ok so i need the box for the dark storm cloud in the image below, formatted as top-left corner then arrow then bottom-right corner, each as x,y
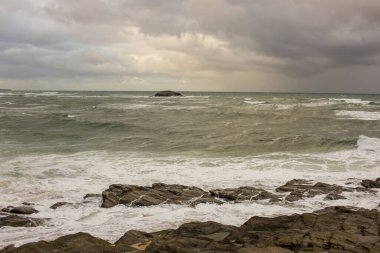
1,0 -> 380,91
115,0 -> 380,74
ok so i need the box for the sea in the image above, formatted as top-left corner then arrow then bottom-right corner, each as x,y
0,90 -> 379,247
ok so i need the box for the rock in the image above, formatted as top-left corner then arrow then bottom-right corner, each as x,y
2,206 -> 379,252
84,193 -> 102,199
324,193 -> 346,200
284,190 -> 303,202
154,90 -> 182,97
239,246 -> 293,253
115,230 -> 156,251
1,206 -> 38,214
225,206 -> 380,252
101,183 -> 222,208
0,215 -> 45,227
145,221 -> 238,253
0,232 -> 119,253
276,179 -> 353,202
361,178 -> 380,188
50,202 -> 71,209
210,186 -> 281,202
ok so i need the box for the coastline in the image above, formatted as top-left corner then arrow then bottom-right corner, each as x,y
1,178 -> 379,252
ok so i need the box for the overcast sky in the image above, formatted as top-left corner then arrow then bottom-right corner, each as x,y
1,0 -> 380,93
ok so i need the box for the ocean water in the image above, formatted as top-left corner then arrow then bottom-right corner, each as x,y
0,91 -> 379,246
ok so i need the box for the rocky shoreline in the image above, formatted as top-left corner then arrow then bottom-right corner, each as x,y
1,178 -> 379,252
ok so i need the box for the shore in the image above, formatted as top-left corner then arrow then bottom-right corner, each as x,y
1,178 -> 379,252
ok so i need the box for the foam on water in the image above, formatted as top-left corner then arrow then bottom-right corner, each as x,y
0,136 -> 379,247
244,98 -> 266,105
330,98 -> 372,105
335,110 -> 380,120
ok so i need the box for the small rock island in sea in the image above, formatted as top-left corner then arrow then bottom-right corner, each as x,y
154,90 -> 183,97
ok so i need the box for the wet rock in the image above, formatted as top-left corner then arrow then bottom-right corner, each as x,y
361,178 -> 380,188
324,193 -> 346,200
1,206 -> 38,214
239,246 -> 293,253
0,232 -> 119,253
145,221 -> 238,252
50,202 -> 72,209
2,206 -> 379,252
84,193 -> 102,199
115,230 -> 156,251
115,221 -> 237,252
0,215 -> 45,227
101,183 -> 221,208
154,90 -> 182,97
276,179 -> 353,202
210,186 -> 281,202
226,206 -> 380,252
284,190 -> 303,202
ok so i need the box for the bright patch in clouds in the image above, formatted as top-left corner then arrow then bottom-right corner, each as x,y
0,0 -> 380,92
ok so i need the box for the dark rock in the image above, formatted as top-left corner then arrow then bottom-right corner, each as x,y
101,183 -> 221,208
284,190 -> 303,202
0,232 -> 119,253
0,215 -> 45,227
1,206 -> 38,214
238,246 -> 293,253
361,178 -> 380,188
145,221 -> 238,252
115,230 -> 156,251
154,90 -> 182,97
84,193 -> 102,199
226,206 -> 380,252
276,179 -> 354,202
210,186 -> 281,202
324,193 -> 346,200
50,202 -> 71,210
2,206 -> 379,253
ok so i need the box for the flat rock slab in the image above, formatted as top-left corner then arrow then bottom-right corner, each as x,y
0,215 -> 46,227
0,232 -> 117,253
1,206 -> 38,214
210,186 -> 281,202
102,183 -> 222,208
3,206 -> 379,252
50,202 -> 72,210
226,206 -> 380,252
276,179 -> 365,202
361,178 -> 380,188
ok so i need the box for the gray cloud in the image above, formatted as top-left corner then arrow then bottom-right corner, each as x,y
0,0 -> 380,92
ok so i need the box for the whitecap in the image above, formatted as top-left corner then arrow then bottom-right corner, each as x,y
335,110 -> 380,120
329,98 -> 372,105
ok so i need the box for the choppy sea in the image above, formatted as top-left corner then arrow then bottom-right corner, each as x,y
0,90 -> 379,246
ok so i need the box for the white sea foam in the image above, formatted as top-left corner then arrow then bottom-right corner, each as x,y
330,98 -> 372,105
300,101 -> 339,107
335,110 -> 380,120
0,136 -> 379,247
244,99 -> 266,105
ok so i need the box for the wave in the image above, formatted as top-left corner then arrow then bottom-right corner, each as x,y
329,98 -> 372,105
0,135 -> 379,247
244,98 -> 266,105
335,110 -> 380,120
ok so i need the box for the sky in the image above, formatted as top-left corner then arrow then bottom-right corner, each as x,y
1,0 -> 380,93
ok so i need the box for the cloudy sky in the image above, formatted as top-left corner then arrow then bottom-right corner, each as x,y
1,0 -> 380,93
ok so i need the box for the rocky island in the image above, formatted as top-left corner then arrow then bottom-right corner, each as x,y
154,90 -> 183,97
